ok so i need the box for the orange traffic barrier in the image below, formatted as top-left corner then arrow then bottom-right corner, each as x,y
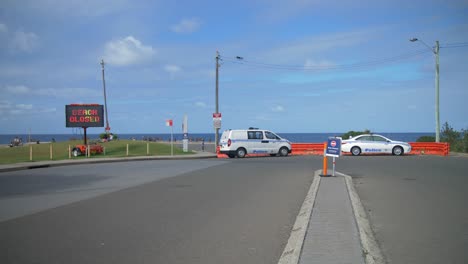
409,142 -> 449,156
216,146 -> 228,158
291,143 -> 324,155
218,142 -> 450,158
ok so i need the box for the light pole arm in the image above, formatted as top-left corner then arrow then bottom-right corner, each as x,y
419,39 -> 436,54
410,38 -> 435,54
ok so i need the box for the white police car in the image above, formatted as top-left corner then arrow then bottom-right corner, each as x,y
219,128 -> 291,158
341,134 -> 411,156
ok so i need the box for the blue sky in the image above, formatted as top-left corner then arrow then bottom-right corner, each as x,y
1,0 -> 467,134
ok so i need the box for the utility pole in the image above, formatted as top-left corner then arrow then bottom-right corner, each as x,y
215,51 -> 220,149
409,38 -> 441,142
434,41 -> 440,143
101,59 -> 110,136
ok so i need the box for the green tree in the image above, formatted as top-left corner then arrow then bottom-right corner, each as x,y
416,136 -> 435,142
99,133 -> 118,140
440,122 -> 461,152
462,129 -> 468,153
341,129 -> 371,139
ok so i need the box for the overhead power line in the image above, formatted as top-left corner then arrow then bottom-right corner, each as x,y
441,42 -> 468,49
220,43 -> 468,71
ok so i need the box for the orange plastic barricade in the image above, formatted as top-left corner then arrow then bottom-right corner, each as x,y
409,142 -> 450,156
291,142 -> 449,156
291,143 -> 324,156
216,146 -> 228,158
218,142 -> 450,158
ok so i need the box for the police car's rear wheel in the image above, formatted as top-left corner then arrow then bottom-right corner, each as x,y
279,147 -> 289,157
236,148 -> 246,158
392,146 -> 403,156
351,146 -> 361,156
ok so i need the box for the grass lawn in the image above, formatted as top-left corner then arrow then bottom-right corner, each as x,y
0,140 -> 193,165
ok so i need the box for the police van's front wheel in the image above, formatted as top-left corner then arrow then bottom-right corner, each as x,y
279,147 -> 289,157
236,148 -> 247,158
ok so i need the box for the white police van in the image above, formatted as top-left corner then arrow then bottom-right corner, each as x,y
219,128 -> 292,158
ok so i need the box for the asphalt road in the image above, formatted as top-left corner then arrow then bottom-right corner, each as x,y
0,156 -> 317,264
337,155 -> 468,264
1,155 -> 466,264
0,159 -> 226,222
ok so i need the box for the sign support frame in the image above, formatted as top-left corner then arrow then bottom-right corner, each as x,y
321,137 -> 342,177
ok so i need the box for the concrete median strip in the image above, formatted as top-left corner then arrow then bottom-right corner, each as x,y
338,171 -> 386,264
277,170 -> 321,264
278,170 -> 385,264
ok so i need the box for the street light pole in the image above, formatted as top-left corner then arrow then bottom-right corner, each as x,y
215,51 -> 220,149
410,38 -> 440,142
101,59 -> 110,136
434,41 -> 440,143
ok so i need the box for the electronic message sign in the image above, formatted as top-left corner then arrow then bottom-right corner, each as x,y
65,104 -> 104,127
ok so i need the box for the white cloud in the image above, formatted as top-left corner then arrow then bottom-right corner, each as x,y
164,64 -> 181,73
271,105 -> 285,112
304,59 -> 336,69
16,104 -> 33,110
171,18 -> 202,33
0,101 -> 12,110
10,30 -> 39,52
0,24 -> 39,53
2,0 -> 133,17
0,101 -> 31,115
1,85 -> 101,98
0,23 -> 8,33
35,88 -> 101,98
257,0 -> 402,23
5,85 -> 31,94
264,30 -> 376,63
252,115 -> 272,121
164,64 -> 181,79
0,66 -> 36,77
0,100 -> 56,117
38,107 -> 57,113
104,36 -> 156,66
258,0 -> 320,22
199,69 -> 216,78
195,102 -> 207,108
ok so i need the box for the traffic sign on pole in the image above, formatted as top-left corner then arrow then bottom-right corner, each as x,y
326,137 -> 342,157
213,113 -> 222,129
325,137 -> 342,177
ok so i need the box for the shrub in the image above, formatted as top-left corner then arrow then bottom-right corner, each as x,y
99,133 -> 118,140
341,129 -> 371,139
462,129 -> 468,153
416,136 -> 435,142
440,122 -> 462,152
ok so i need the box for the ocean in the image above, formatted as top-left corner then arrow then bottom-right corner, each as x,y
0,132 -> 435,145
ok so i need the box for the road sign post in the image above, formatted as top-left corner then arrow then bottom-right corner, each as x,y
213,113 -> 222,151
323,137 -> 342,177
182,115 -> 188,152
166,119 -> 173,156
